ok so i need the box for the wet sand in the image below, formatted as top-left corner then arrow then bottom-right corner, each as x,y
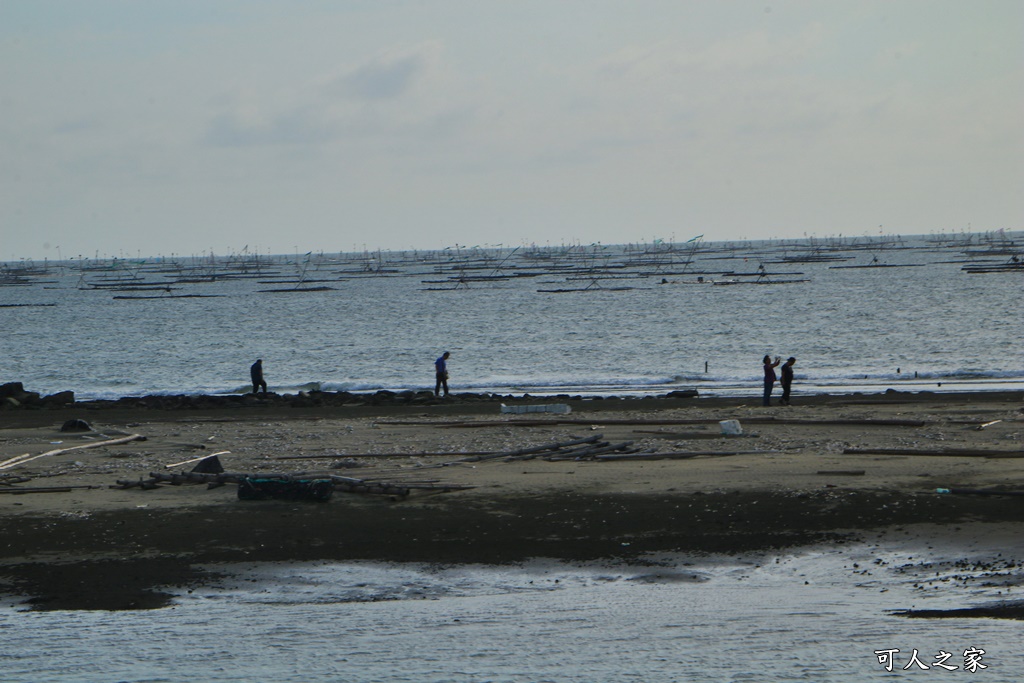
1,390 -> 1022,610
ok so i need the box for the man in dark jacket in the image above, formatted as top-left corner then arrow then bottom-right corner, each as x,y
779,357 -> 796,405
434,351 -> 451,397
251,359 -> 268,394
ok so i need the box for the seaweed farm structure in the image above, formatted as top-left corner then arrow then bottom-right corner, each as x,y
1,230 -> 1021,301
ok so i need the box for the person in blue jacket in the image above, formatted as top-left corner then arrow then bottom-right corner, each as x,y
434,351 -> 451,397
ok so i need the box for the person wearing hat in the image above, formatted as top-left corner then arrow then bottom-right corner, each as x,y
434,351 -> 451,397
779,357 -> 796,405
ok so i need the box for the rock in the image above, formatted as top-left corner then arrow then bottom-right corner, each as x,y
43,391 -> 75,406
0,382 -> 25,398
0,386 -> 42,405
61,419 -> 93,432
665,390 -> 700,399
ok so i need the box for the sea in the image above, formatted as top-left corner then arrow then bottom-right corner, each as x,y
0,529 -> 1021,682
1,232 -> 1022,400
1,232 -> 1023,682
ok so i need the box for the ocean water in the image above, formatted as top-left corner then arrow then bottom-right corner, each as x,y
1,530 -> 1021,682
1,233 -> 1022,400
2,234 -> 1023,682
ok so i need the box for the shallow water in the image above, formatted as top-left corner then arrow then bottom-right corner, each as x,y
2,529 -> 1020,682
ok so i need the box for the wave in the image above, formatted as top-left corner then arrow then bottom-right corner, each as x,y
61,369 -> 1024,402
798,369 -> 1024,383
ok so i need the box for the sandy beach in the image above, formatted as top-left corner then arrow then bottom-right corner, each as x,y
1,390 -> 1022,610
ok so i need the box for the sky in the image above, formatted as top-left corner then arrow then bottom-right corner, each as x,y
2,0 -> 1022,260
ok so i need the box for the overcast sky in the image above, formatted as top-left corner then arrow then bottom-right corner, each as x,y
2,0 -> 1021,260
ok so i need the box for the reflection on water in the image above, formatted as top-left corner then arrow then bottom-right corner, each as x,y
2,528 -> 1021,682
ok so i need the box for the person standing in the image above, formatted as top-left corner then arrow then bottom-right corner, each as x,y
762,355 -> 780,406
779,357 -> 796,405
434,351 -> 451,397
251,359 -> 268,394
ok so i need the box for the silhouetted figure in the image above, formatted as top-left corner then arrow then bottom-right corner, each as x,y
251,359 -> 267,394
434,351 -> 451,397
779,357 -> 796,405
763,355 -> 780,406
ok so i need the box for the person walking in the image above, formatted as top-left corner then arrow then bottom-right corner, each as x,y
251,359 -> 268,394
762,355 -> 780,406
434,351 -> 451,397
779,357 -> 796,405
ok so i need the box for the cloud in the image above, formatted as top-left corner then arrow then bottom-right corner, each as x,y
203,42 -> 454,148
341,48 -> 429,100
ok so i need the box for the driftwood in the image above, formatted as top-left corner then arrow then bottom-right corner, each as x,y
455,435 -> 604,463
0,434 -> 147,471
843,447 -> 1024,458
816,470 -> 867,476
544,442 -> 639,461
501,437 -> 619,462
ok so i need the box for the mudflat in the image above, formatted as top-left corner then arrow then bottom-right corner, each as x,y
1,391 -> 1022,610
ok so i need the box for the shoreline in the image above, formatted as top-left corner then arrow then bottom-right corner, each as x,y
1,389 -> 1021,610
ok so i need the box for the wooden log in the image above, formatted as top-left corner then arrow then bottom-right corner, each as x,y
816,470 -> 866,476
0,434 -> 147,471
843,448 -> 1024,458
